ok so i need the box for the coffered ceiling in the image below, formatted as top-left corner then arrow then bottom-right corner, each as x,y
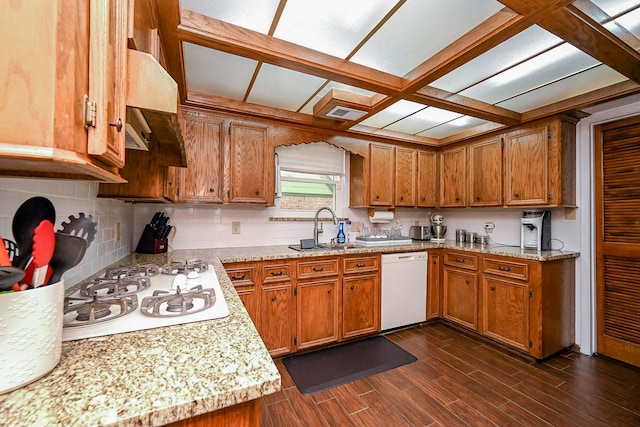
155,0 -> 640,146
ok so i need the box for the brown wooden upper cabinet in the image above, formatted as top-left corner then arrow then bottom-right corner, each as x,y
0,0 -> 128,183
439,146 -> 467,208
468,136 -> 503,207
394,147 -> 417,207
369,144 -> 395,207
504,117 -> 576,207
436,115 -> 576,209
351,143 -> 436,208
417,151 -> 437,208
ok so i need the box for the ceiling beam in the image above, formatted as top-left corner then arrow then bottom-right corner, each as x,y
409,87 -> 522,126
177,10 -> 405,95
500,0 -> 640,84
154,0 -> 187,103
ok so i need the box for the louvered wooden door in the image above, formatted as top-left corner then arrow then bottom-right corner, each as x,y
595,115 -> 640,367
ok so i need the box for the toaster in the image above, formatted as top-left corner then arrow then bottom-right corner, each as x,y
409,225 -> 431,241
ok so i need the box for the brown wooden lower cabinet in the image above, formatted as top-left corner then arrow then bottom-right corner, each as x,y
166,398 -> 260,427
443,267 -> 479,331
225,254 -> 381,357
426,250 -> 441,320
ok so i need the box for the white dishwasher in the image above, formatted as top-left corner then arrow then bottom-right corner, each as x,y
381,252 -> 428,330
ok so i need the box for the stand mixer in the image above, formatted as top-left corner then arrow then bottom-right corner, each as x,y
430,213 -> 447,243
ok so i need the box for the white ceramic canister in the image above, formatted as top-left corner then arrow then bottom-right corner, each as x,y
0,280 -> 65,394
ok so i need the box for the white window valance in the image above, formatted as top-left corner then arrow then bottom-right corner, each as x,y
275,142 -> 345,176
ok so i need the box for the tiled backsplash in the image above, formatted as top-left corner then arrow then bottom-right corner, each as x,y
0,178 -> 133,288
1,177 -> 581,287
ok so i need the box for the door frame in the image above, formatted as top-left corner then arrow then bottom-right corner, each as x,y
576,94 -> 640,356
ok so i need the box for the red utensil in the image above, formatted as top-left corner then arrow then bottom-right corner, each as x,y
0,235 -> 11,267
22,220 -> 56,288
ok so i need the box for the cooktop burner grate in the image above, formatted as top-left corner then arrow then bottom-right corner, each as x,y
140,285 -> 216,317
64,294 -> 138,327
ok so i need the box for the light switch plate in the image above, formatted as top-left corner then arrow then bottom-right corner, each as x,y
232,221 -> 241,234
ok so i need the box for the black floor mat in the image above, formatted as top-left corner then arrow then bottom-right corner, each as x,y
282,336 -> 417,395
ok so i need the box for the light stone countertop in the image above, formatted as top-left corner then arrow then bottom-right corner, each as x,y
0,241 -> 578,426
0,253 -> 281,427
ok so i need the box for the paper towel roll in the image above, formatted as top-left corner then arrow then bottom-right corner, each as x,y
368,210 -> 395,224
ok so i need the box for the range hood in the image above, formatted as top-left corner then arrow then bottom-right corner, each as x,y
126,49 -> 186,167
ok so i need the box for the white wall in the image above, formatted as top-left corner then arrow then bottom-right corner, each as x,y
0,178 -> 134,288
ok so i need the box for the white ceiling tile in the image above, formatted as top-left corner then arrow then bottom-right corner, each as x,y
359,100 -> 425,128
588,0 -> 640,16
431,26 -> 562,93
459,44 -> 600,104
417,117 -> 502,139
274,0 -> 395,58
496,64 -> 628,112
350,0 -> 504,76
183,42 -> 256,99
247,63 -> 325,111
386,107 -> 462,134
180,0 -> 280,33
612,7 -> 640,39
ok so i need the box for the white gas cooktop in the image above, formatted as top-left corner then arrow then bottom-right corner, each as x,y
62,265 -> 229,342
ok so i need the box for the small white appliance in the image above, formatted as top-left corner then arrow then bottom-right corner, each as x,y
520,210 -> 551,250
381,252 -> 428,330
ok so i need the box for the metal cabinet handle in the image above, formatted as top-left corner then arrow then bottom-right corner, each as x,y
490,285 -> 495,291
350,285 -> 355,290
270,271 -> 283,276
271,296 -> 276,302
313,266 -> 324,272
498,266 -> 511,271
355,263 -> 365,267
328,289 -> 332,294
255,189 -> 260,196
456,258 -> 466,263
108,118 -> 123,132
465,280 -> 471,284
514,193 -> 520,198
231,273 -> 245,280
209,188 -> 215,193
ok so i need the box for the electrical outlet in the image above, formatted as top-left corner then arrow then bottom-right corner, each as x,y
484,222 -> 495,233
232,221 -> 241,234
115,222 -> 121,241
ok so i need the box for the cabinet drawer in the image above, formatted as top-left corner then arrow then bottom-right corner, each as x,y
343,255 -> 379,275
297,258 -> 339,280
483,257 -> 530,281
443,251 -> 478,271
262,262 -> 293,284
225,264 -> 258,287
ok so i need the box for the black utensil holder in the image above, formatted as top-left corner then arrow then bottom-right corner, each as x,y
135,225 -> 168,254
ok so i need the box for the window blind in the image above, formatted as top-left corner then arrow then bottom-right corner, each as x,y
275,142 -> 345,175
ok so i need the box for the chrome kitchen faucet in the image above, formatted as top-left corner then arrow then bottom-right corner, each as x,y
314,207 -> 338,247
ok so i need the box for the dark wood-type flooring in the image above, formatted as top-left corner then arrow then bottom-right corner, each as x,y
262,322 -> 640,426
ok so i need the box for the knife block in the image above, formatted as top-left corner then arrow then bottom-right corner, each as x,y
135,226 -> 168,254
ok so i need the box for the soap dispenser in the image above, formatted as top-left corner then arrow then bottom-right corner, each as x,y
337,221 -> 346,244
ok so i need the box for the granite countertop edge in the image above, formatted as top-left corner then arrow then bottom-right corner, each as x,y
0,255 -> 281,427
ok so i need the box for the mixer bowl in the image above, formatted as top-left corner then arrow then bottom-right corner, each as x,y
431,225 -> 447,239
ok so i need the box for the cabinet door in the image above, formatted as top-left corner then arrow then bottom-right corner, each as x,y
417,150 -> 437,208
343,274 -> 380,339
482,277 -> 529,351
297,278 -> 340,350
469,136 -> 503,207
261,284 -> 295,356
87,0 -> 128,168
229,122 -> 270,204
369,144 -> 394,206
443,267 -> 478,330
505,125 -> 549,206
179,115 -> 224,203
225,264 -> 260,327
426,251 -> 441,320
394,147 -> 416,207
439,146 -> 466,207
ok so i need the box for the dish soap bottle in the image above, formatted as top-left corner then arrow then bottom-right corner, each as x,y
337,221 -> 346,244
